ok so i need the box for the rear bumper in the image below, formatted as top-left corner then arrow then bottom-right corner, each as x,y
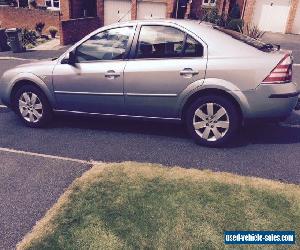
238,82 -> 298,120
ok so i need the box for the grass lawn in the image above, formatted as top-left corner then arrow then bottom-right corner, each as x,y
18,162 -> 300,250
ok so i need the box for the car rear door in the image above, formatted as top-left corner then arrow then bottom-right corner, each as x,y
123,23 -> 207,118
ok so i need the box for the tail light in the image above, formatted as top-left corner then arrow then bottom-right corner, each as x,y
262,54 -> 293,84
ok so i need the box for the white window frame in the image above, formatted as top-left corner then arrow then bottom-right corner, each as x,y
45,0 -> 60,10
202,0 -> 217,6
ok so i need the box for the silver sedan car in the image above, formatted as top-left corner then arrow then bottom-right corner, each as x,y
0,19 -> 299,146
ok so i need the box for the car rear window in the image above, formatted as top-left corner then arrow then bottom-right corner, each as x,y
213,26 -> 280,52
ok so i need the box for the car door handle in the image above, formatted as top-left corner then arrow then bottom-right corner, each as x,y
105,70 -> 120,79
180,68 -> 199,77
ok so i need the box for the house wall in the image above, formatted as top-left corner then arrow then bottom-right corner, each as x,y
96,0 -> 104,25
190,0 -> 229,20
242,0 -> 255,25
99,0 -> 176,20
131,0 -> 137,19
60,0 -> 72,20
60,0 -> 176,44
0,6 -> 60,32
166,0 -> 176,17
65,0 -> 97,18
243,0 -> 299,34
36,0 -> 46,6
286,0 -> 299,33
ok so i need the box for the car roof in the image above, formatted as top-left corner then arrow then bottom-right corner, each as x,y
117,18 -> 214,33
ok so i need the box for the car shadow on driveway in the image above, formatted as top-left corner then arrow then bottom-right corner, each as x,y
242,123 -> 300,145
53,114 -> 189,138
52,114 -> 300,147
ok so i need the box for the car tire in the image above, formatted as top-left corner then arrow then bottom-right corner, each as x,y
185,95 -> 241,147
13,85 -> 53,128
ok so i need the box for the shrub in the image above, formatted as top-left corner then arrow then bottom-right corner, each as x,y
226,18 -> 243,32
21,28 -> 38,46
35,22 -> 45,35
241,23 -> 265,39
29,0 -> 37,8
48,26 -> 58,38
201,8 -> 226,27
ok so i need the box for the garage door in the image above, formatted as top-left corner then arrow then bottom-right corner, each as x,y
292,1 -> 300,34
104,0 -> 131,25
137,1 -> 167,19
252,0 -> 290,33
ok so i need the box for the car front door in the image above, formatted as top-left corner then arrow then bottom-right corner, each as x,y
124,24 -> 207,118
52,26 -> 134,114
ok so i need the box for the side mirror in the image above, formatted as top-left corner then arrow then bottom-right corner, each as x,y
68,50 -> 77,66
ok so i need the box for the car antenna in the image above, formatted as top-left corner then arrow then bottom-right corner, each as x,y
118,8 -> 132,22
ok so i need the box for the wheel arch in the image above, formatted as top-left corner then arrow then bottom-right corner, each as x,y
180,88 -> 244,122
10,77 -> 55,110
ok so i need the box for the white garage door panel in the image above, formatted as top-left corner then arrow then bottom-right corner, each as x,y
137,2 -> 167,19
104,0 -> 131,25
252,0 -> 290,33
292,2 -> 300,34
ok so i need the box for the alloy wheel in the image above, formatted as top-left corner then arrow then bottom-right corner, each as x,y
18,92 -> 43,123
193,102 -> 230,141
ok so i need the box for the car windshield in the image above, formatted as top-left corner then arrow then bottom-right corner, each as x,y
213,26 -> 280,52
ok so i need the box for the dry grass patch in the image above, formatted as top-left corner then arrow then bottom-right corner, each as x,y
18,162 -> 300,250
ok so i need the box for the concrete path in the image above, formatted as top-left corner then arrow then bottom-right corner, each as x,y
31,38 -> 62,51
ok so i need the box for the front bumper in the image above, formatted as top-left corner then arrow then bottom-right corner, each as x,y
239,82 -> 298,120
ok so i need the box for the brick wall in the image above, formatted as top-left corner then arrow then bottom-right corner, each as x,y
221,0 -> 230,16
190,0 -> 225,20
60,0 -> 71,20
0,6 -> 60,31
286,0 -> 299,33
131,0 -> 137,19
190,0 -> 245,20
166,0 -> 176,17
60,16 -> 101,44
242,0 -> 255,25
36,0 -> 45,6
96,0 -> 104,25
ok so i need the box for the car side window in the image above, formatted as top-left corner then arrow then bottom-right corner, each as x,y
76,27 -> 133,62
184,35 -> 204,57
136,25 -> 204,59
136,25 -> 185,59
